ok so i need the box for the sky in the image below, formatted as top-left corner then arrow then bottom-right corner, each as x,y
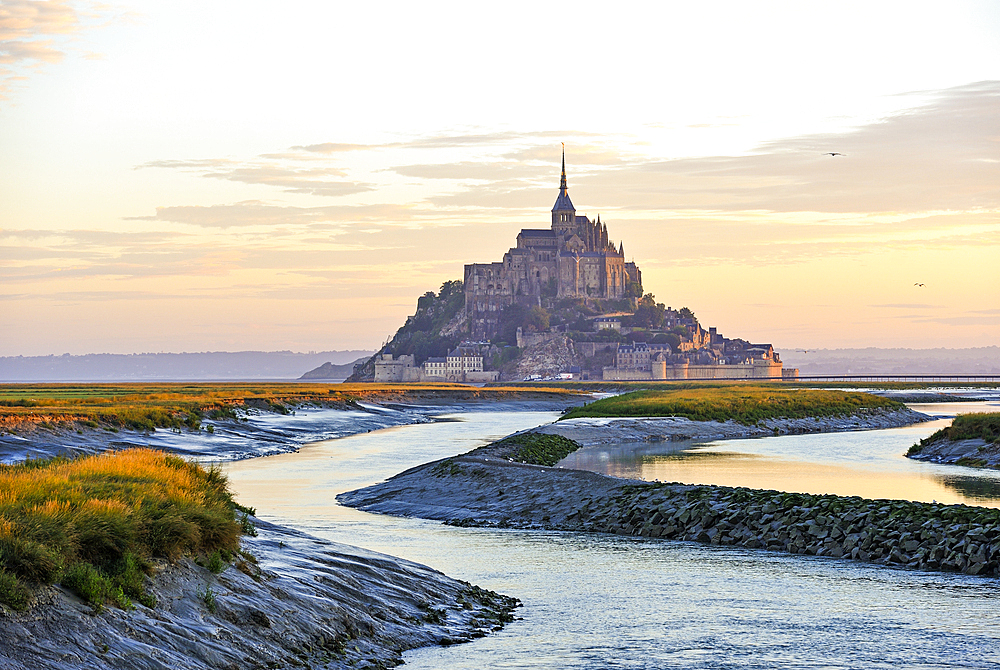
1,1 -> 999,356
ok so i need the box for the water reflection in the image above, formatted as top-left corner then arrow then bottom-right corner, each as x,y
222,404 -> 1000,669
559,401 -> 1000,507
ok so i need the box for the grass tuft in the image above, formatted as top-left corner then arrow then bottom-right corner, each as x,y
494,433 -> 583,466
0,568 -> 30,611
910,412 -> 1000,456
0,448 -> 245,611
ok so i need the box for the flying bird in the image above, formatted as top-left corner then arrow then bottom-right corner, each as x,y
824,152 -> 844,156
914,283 -> 925,287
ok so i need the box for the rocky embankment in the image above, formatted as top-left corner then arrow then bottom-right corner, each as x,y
535,406 -> 929,446
340,429 -> 1000,578
0,519 -> 518,670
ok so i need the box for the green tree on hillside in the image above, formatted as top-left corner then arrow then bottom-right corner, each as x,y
498,303 -> 551,345
678,307 -> 697,322
628,293 -> 666,329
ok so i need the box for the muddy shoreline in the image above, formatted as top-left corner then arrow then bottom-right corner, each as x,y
0,395 -> 580,465
909,437 -> 1000,469
0,518 -> 519,670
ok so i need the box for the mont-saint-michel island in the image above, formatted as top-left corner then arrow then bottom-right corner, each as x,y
1,148 -> 998,670
349,151 -> 795,385
4,8 -> 1000,667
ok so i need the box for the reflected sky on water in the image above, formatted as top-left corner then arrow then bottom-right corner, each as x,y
223,401 -> 1000,669
559,401 -> 1000,507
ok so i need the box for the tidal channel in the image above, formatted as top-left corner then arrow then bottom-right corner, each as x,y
225,403 -> 1000,669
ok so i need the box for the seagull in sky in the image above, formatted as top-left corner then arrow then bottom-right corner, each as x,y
914,283 -> 925,287
824,152 -> 845,156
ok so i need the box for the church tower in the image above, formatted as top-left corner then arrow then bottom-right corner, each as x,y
551,144 -> 576,235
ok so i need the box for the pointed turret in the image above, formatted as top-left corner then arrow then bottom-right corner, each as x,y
551,143 -> 576,232
618,241 -> 624,256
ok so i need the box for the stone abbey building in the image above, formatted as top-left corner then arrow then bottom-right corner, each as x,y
465,150 -> 642,339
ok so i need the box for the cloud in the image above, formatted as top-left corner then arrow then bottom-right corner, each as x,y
870,304 -> 941,310
391,160 -> 550,182
291,129 -> 604,154
911,314 -> 1000,327
0,0 -> 116,99
573,81 -> 1000,214
125,200 -> 433,228
0,1 -> 78,42
345,83 -> 1000,217
137,159 -> 375,198
0,223 -> 405,287
289,143 -> 370,154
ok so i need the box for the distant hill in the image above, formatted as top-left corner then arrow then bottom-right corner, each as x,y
299,358 -> 370,380
779,347 -> 1000,376
0,350 -> 373,382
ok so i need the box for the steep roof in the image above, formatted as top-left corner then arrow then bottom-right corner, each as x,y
551,146 -> 575,212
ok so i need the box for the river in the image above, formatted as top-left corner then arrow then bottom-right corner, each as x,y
224,402 -> 1000,669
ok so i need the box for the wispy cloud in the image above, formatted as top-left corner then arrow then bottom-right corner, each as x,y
137,159 -> 375,198
0,0 -> 116,100
871,304 -> 942,310
574,81 -> 1000,214
124,200 -> 448,229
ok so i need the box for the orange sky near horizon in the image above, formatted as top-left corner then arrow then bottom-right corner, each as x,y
1,1 -> 998,355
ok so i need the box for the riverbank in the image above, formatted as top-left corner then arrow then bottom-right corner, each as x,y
0,517 -> 519,670
907,412 -> 1000,469
535,406 -> 929,446
340,415 -> 1000,578
0,391 -> 582,464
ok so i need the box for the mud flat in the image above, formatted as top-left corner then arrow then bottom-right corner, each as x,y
340,419 -> 1000,579
534,406 -> 929,446
0,518 -> 518,670
0,395 -> 580,465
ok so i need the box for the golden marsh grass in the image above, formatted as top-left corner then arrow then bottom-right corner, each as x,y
0,448 -> 243,611
0,382 -> 577,432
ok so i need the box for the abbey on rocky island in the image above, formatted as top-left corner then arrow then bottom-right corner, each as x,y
465,149 -> 642,339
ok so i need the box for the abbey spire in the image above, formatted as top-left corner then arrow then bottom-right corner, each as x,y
551,143 -> 576,230
465,149 -> 643,337
559,143 -> 567,191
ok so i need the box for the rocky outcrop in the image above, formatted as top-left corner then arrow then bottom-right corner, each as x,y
0,518 -> 518,670
908,438 -> 1000,468
503,336 -> 577,380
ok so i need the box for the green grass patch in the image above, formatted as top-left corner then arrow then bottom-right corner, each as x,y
0,448 -> 246,611
495,433 -> 583,466
560,387 -> 903,425
910,412 -> 1000,456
